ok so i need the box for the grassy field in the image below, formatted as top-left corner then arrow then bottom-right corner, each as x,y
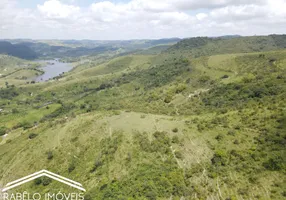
0,55 -> 42,87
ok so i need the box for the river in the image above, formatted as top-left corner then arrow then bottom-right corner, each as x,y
34,59 -> 73,82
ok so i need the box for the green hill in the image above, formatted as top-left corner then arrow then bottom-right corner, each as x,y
0,55 -> 41,87
0,41 -> 37,60
0,36 -> 285,199
167,35 -> 286,57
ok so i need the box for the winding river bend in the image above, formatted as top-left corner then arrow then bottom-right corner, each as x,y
35,59 -> 73,82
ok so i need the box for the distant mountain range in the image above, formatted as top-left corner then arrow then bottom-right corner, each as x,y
2,35 -> 286,60
0,41 -> 38,59
0,38 -> 182,60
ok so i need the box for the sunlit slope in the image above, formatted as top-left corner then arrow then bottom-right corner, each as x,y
66,55 -> 155,79
0,111 -> 212,198
1,106 -> 284,199
0,55 -> 40,87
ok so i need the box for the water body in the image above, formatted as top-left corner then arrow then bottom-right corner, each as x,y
35,59 -> 73,82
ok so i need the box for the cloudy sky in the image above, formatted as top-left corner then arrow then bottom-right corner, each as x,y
0,0 -> 286,40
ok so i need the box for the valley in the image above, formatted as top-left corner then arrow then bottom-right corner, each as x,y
0,35 -> 285,200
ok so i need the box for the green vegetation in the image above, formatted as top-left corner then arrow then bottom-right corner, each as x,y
167,35 -> 286,58
0,35 -> 285,199
28,133 -> 38,139
0,41 -> 37,59
0,126 -> 7,136
0,55 -> 42,87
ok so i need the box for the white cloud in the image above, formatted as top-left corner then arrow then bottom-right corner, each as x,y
173,0 -> 267,10
37,0 -> 80,19
0,0 -> 285,40
196,13 -> 208,21
210,4 -> 267,21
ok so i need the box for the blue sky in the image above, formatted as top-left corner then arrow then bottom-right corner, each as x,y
1,0 -> 286,40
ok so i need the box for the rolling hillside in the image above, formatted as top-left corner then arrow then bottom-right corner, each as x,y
0,41 -> 37,59
0,35 -> 285,199
1,38 -> 181,59
167,35 -> 286,58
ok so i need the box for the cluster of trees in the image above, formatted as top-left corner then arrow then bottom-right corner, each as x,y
0,87 -> 19,99
90,132 -> 123,173
86,132 -> 189,199
113,56 -> 190,89
40,103 -> 76,122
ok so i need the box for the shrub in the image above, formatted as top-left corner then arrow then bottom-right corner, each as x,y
47,151 -> 53,160
175,84 -> 186,93
98,83 -> 113,90
70,137 -> 78,142
164,95 -> 172,103
198,75 -> 211,83
0,126 -> 7,136
0,87 -> 19,99
91,156 -> 103,173
134,133 -> 151,152
21,121 -> 34,130
219,108 -> 228,114
215,134 -> 224,141
80,104 -> 86,109
233,139 -> 239,145
145,191 -> 157,200
42,177 -> 52,186
172,128 -> 178,133
211,150 -> 228,166
277,75 -> 284,79
175,151 -> 183,159
197,124 -> 205,132
34,178 -> 42,185
263,157 -> 284,171
151,131 -> 171,154
172,136 -> 179,144
68,162 -> 76,173
227,130 -> 236,136
12,108 -> 19,113
28,133 -> 38,139
84,194 -> 92,200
